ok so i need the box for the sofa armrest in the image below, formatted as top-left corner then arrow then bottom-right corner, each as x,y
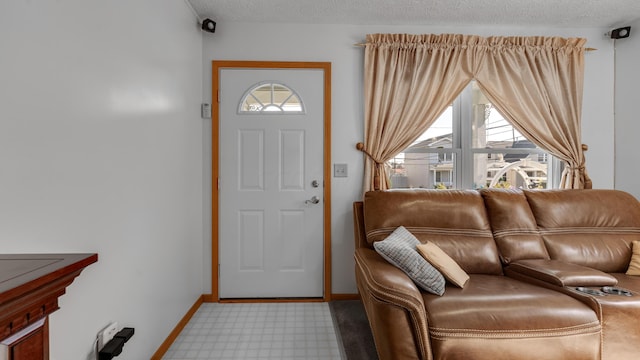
507,259 -> 618,287
354,248 -> 431,360
355,248 -> 425,304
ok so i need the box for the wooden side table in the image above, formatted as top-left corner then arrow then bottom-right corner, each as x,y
0,253 -> 98,360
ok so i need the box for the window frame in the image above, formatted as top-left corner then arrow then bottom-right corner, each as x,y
395,83 -> 559,190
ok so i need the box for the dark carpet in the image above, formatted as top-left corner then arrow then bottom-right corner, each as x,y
329,300 -> 379,360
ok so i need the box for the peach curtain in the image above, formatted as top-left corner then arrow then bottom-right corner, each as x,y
360,34 -> 590,192
360,34 -> 478,191
475,36 -> 591,189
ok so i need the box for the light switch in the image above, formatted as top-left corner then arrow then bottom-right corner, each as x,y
334,163 -> 348,177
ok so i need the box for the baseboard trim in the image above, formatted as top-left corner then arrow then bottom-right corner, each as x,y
330,293 -> 360,300
150,295 -> 204,360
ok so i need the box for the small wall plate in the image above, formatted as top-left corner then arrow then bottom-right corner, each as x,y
334,163 -> 348,177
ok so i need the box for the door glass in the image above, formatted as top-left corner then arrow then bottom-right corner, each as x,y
239,82 -> 305,114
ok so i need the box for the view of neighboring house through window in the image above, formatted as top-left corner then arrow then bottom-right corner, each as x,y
389,81 -> 557,190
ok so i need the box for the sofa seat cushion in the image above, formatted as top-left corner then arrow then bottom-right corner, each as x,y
423,274 -> 601,360
424,274 -> 599,333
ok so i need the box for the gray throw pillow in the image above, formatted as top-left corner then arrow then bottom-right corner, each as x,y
373,226 -> 446,295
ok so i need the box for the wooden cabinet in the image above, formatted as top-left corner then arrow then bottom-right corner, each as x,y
0,254 -> 97,360
2,318 -> 47,360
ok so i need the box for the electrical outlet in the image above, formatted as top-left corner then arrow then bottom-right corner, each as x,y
97,322 -> 118,351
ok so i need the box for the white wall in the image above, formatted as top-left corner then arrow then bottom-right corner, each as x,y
0,1 -> 623,356
0,1 -> 203,359
202,23 -> 616,294
614,20 -> 640,198
0,0 -> 624,356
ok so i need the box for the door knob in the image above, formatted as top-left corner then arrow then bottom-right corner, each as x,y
305,196 -> 320,204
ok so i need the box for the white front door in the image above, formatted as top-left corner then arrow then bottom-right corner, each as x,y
218,67 -> 325,298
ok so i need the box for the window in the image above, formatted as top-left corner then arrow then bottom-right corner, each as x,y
389,81 -> 557,190
239,82 -> 305,114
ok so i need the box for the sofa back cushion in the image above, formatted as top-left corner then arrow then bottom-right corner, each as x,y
480,189 -> 550,264
363,190 -> 502,275
524,189 -> 640,273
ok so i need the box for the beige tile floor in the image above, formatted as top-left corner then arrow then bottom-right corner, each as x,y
162,302 -> 343,360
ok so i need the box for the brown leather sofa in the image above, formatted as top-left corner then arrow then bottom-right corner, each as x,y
353,189 -> 640,360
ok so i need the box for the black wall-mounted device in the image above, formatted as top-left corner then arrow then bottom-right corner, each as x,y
610,26 -> 631,39
98,327 -> 135,360
201,18 -> 216,33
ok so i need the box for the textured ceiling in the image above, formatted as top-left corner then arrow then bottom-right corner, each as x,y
187,0 -> 640,28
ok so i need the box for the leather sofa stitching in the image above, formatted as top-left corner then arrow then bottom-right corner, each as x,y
538,227 -> 640,235
429,320 -> 601,339
493,229 -> 541,237
367,227 -> 493,240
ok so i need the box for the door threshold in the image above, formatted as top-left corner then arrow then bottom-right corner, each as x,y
219,297 -> 325,304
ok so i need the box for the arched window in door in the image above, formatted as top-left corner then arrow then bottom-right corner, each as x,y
238,82 -> 305,114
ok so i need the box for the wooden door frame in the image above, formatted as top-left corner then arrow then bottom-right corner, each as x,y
210,61 -> 332,302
